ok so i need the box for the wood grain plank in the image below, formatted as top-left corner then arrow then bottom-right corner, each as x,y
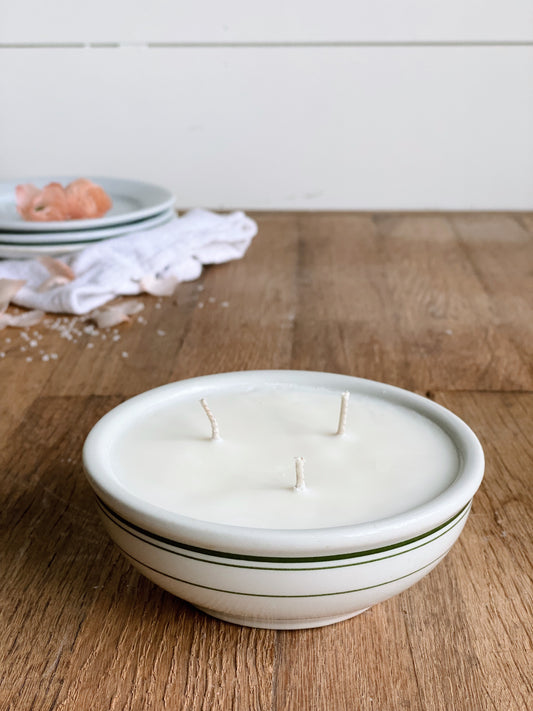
291,213 -> 533,391
1,214 -> 531,710
449,214 -> 533,388
274,601 -> 424,711
518,213 -> 533,235
164,213 -> 298,380
373,214 -> 533,390
404,391 -> 533,711
0,395 -> 276,711
5,211 -> 530,404
273,391 -> 533,711
39,293 -> 197,398
290,212 -> 403,380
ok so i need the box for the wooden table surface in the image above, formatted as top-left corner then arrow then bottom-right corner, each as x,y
1,213 -> 532,710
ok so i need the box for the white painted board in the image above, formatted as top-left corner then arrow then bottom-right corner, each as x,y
0,46 -> 532,210
2,1 -> 533,44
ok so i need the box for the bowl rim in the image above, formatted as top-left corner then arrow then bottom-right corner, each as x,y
82,370 -> 485,556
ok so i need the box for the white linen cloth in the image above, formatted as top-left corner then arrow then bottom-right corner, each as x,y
0,209 -> 257,314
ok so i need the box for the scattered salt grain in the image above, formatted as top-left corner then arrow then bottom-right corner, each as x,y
5,338 -> 11,343
20,346 -> 27,352
208,297 -> 216,303
198,302 -> 204,309
121,351 -> 129,358
197,284 -> 205,292
87,342 -> 94,349
50,353 -> 58,360
42,354 -> 50,362
25,356 -> 32,362
155,302 -> 162,309
0,352 -> 4,358
29,339 -> 38,347
156,329 -> 166,336
112,334 -> 121,342
221,301 -> 229,308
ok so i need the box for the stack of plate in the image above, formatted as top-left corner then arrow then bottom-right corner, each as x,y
0,177 -> 176,258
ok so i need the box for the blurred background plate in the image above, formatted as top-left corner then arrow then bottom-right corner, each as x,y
0,208 -> 175,246
0,177 -> 175,232
0,208 -> 175,258
0,242 -> 90,259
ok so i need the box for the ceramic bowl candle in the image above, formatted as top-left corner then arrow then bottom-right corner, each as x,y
83,371 -> 484,629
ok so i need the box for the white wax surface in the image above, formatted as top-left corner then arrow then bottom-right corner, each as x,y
110,386 -> 459,529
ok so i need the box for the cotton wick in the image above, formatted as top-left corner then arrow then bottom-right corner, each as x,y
336,391 -> 350,436
200,398 -> 221,441
294,457 -> 306,492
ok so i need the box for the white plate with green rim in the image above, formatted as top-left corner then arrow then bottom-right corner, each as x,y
0,177 -> 175,233
0,208 -> 175,258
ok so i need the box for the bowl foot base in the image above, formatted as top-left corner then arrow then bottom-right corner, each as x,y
193,606 -> 370,630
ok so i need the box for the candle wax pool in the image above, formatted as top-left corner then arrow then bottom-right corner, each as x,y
110,386 -> 459,529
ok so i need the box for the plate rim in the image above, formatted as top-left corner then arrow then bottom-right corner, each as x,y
0,176 -> 176,232
0,208 -> 176,245
0,208 -> 175,256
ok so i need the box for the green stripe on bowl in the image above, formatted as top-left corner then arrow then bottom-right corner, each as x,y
117,543 -> 451,599
98,499 -> 470,572
96,496 -> 470,564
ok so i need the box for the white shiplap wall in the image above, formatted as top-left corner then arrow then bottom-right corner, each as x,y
1,2 -> 532,210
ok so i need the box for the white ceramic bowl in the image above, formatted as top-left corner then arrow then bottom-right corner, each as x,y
83,371 -> 484,629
